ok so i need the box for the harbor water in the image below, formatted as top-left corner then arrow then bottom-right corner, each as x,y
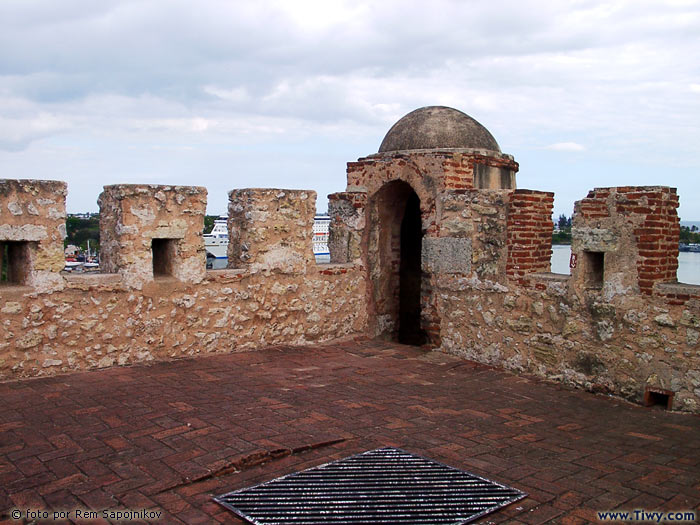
206,245 -> 699,285
551,244 -> 700,285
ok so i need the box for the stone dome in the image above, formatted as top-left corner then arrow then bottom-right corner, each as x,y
378,106 -> 500,153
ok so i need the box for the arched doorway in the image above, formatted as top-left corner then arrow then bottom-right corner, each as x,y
366,180 -> 427,345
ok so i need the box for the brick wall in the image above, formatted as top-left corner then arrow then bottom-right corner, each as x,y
441,154 -> 474,190
617,187 -> 679,294
577,188 -> 612,219
345,151 -> 517,194
506,189 -> 554,284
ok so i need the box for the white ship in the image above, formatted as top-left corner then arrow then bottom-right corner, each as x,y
204,215 -> 331,265
313,214 -> 331,263
204,216 -> 229,265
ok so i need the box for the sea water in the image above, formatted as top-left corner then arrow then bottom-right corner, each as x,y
550,245 -> 700,285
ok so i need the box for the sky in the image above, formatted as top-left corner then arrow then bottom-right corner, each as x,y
1,0 -> 699,220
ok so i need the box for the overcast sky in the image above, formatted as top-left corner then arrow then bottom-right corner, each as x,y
1,0 -> 699,220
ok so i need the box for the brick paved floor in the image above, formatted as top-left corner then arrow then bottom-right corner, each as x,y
1,338 -> 699,524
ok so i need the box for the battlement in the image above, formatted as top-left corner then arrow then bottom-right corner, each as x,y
0,105 -> 698,413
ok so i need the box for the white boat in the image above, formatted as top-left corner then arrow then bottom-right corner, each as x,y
204,216 -> 229,260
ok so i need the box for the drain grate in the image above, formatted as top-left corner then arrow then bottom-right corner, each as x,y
214,447 -> 526,524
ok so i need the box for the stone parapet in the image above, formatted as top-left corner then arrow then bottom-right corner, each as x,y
0,262 -> 367,380
0,179 -> 67,292
228,188 -> 316,274
98,184 -> 207,289
654,282 -> 700,306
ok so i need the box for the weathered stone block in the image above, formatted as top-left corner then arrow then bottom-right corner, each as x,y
328,191 -> 366,264
228,189 -> 316,274
421,237 -> 471,274
572,227 -> 618,252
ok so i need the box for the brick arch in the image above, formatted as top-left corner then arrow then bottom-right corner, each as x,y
362,158 -> 437,232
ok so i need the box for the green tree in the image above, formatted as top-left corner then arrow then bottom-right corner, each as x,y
557,214 -> 569,230
65,216 -> 100,252
203,215 -> 217,234
680,226 -> 700,244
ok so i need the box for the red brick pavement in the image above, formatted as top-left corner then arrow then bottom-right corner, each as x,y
1,338 -> 699,524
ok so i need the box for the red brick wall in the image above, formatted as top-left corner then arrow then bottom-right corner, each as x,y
654,286 -> 700,306
577,188 -> 612,219
442,156 -> 474,190
618,187 -> 679,294
506,190 -> 555,283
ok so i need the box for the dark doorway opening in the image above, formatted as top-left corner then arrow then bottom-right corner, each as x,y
398,192 -> 427,345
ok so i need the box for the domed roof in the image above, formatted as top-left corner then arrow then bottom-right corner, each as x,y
378,106 -> 500,153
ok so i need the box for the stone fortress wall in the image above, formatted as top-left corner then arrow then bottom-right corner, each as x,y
0,180 -> 366,378
1,105 -> 699,413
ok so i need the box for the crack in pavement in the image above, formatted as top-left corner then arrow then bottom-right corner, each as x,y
156,437 -> 347,494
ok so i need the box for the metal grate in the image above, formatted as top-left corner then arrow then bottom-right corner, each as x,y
214,447 -> 526,524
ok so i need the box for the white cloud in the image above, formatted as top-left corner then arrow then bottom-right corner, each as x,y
0,113 -> 69,151
0,0 -> 699,216
544,142 -> 586,152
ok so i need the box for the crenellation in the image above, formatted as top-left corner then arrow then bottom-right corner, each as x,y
98,184 -> 207,289
570,186 -> 680,298
228,188 -> 317,274
0,179 -> 67,292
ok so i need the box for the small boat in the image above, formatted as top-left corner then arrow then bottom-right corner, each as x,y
64,260 -> 82,270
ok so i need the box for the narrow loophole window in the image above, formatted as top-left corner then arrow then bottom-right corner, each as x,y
583,251 -> 604,289
152,238 -> 177,277
0,241 -> 32,285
